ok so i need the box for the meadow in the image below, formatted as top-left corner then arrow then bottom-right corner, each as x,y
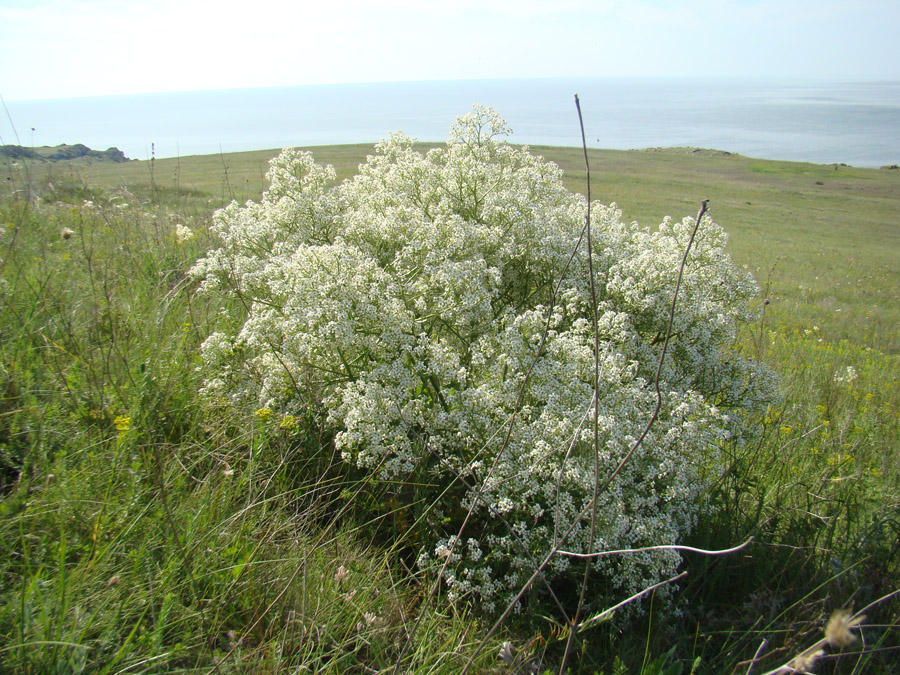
0,140 -> 897,673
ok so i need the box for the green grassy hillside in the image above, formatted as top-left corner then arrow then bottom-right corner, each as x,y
1,142 -> 897,673
71,143 -> 900,353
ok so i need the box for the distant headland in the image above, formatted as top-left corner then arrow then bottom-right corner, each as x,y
0,143 -> 132,163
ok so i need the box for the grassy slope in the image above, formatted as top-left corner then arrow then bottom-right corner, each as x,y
3,144 -> 898,673
78,143 -> 900,352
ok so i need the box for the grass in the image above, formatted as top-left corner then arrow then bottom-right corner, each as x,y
67,142 -> 900,352
1,142 -> 898,673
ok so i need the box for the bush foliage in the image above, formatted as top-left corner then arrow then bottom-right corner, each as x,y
192,106 -> 778,614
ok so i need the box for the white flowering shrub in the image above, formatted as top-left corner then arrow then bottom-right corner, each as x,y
192,106 -> 777,613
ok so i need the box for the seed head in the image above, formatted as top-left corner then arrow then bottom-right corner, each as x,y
334,565 -> 349,583
790,648 -> 823,673
825,609 -> 864,649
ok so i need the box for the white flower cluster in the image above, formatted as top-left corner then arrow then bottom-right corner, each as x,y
833,365 -> 857,385
174,223 -> 195,243
192,106 -> 777,613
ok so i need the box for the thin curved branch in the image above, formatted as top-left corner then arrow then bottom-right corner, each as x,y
556,537 -> 753,559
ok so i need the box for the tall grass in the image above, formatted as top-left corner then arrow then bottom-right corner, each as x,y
0,171 -> 505,673
0,150 -> 897,673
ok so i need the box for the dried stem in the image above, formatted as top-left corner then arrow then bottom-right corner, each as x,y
556,537 -> 753,559
558,92 -> 601,674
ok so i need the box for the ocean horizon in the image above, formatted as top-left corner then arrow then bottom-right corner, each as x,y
3,78 -> 900,168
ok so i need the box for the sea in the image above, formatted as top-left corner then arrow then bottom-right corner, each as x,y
3,78 -> 900,167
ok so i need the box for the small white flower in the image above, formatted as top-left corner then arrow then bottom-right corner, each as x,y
175,223 -> 195,243
495,497 -> 514,514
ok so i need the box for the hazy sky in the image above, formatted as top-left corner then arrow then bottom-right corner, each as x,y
2,0 -> 897,101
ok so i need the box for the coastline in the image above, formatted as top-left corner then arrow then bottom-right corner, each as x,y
3,78 -> 898,167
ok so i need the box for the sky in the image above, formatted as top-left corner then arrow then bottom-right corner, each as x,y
1,0 -> 898,101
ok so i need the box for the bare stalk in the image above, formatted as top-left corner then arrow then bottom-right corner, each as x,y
574,571 -> 687,634
558,92 -> 601,674
556,538 -> 753,560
